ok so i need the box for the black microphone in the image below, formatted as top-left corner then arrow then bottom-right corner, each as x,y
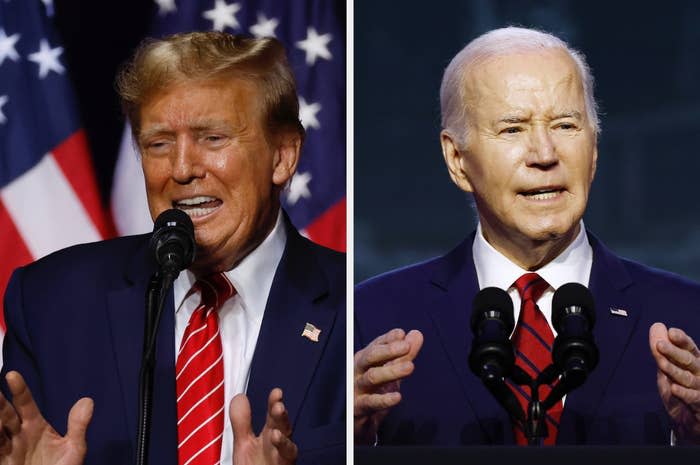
137,208 -> 195,465
149,208 -> 196,278
468,287 -> 523,421
469,287 -> 516,383
551,283 -> 599,388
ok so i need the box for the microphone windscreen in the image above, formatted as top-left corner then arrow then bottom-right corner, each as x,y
153,208 -> 194,236
150,208 -> 196,271
552,282 -> 595,329
471,287 -> 515,333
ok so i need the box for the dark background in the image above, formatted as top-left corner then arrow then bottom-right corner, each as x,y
355,0 -> 700,282
52,0 -> 154,204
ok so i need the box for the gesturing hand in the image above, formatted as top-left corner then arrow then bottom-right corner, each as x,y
230,388 -> 297,465
0,371 -> 93,465
354,328 -> 423,444
649,322 -> 700,444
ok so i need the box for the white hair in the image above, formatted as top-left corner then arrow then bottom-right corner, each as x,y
440,26 -> 600,148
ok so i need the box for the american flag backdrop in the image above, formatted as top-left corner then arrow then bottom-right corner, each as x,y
0,1 -> 112,338
112,0 -> 346,252
0,0 -> 345,353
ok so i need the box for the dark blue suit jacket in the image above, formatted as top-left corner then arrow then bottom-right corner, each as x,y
2,221 -> 345,464
355,231 -> 700,445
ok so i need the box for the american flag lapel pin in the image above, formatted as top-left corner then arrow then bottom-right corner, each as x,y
301,323 -> 321,342
609,307 -> 628,317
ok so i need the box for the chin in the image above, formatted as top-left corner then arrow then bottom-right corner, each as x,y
521,219 -> 580,243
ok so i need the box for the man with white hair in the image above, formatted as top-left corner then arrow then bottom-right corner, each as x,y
354,26 -> 700,446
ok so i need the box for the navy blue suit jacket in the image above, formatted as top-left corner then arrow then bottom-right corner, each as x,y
355,231 -> 700,445
2,221 -> 345,464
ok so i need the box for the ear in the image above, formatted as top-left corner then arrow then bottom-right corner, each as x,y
272,130 -> 301,187
590,144 -> 598,183
440,130 -> 473,193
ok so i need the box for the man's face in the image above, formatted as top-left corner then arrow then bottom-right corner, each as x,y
138,78 -> 298,273
446,49 -> 597,253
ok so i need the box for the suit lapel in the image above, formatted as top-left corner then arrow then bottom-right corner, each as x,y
427,233 -> 514,443
558,232 -> 639,443
246,227 -> 338,433
106,237 -> 178,462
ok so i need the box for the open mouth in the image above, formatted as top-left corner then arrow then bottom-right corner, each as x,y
518,187 -> 565,201
173,196 -> 222,217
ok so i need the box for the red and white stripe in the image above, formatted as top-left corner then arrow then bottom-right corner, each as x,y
176,274 -> 235,465
0,130 -> 110,354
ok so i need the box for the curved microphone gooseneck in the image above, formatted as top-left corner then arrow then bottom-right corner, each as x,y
468,283 -> 599,446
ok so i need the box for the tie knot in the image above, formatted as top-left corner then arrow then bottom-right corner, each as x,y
194,272 -> 236,309
513,272 -> 549,302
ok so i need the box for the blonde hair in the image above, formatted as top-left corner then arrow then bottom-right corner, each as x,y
117,31 -> 304,142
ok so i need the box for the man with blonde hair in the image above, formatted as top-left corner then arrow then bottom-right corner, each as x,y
355,26 -> 700,446
0,32 -> 345,465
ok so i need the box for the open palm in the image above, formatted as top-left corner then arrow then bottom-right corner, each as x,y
0,372 -> 92,465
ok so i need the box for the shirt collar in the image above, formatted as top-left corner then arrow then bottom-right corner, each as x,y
473,220 -> 592,291
174,209 -> 287,319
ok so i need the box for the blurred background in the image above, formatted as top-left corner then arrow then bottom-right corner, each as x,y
355,0 -> 700,283
50,0 -> 152,199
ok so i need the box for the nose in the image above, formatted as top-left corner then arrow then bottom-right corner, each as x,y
526,125 -> 558,169
171,137 -> 204,183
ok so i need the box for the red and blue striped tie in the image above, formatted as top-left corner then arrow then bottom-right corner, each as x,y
509,273 -> 563,445
176,273 -> 235,465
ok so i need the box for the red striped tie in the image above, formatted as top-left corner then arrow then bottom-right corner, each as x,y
176,273 -> 235,465
509,273 -> 563,445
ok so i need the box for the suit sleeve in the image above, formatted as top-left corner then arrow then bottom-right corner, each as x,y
1,267 -> 44,408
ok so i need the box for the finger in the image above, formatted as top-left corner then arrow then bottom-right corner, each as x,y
649,322 -> 669,360
0,390 -> 20,435
656,368 -> 674,410
668,327 -> 700,358
355,329 -> 408,369
370,328 -> 406,346
399,330 -> 424,363
265,388 -> 292,437
656,353 -> 699,389
6,371 -> 42,424
354,392 -> 402,416
65,397 -> 94,445
356,361 -> 414,392
229,394 -> 254,443
657,339 -> 699,373
355,339 -> 411,373
270,428 -> 298,462
670,382 -> 700,406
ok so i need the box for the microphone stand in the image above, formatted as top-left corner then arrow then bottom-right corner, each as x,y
135,271 -> 176,465
509,362 -> 590,446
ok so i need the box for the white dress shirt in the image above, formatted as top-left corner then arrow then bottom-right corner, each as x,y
472,221 -> 593,407
472,221 -> 593,336
173,210 -> 286,465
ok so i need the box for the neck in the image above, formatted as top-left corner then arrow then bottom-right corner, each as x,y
480,222 -> 580,271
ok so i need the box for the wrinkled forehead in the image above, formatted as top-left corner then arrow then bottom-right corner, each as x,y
462,49 -> 585,119
137,76 -> 264,130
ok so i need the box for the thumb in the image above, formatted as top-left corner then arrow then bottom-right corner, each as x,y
405,329 -> 424,361
65,397 -> 93,443
649,322 -> 669,358
229,394 -> 254,444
